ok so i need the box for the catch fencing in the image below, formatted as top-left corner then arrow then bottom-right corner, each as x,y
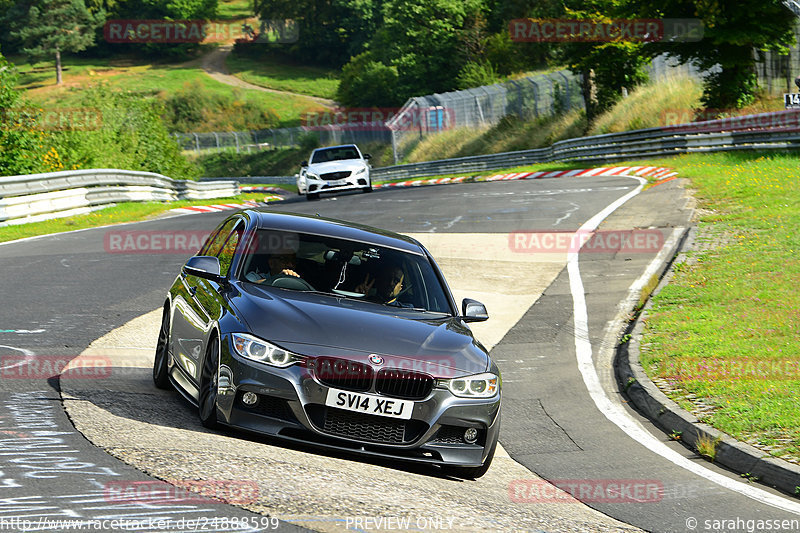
173,126 -> 392,154
0,169 -> 238,226
386,70 -> 584,163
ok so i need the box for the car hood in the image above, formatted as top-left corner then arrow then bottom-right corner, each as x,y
231,284 -> 489,377
307,160 -> 367,175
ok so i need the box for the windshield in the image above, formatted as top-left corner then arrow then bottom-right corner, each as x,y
310,146 -> 361,164
239,229 -> 453,315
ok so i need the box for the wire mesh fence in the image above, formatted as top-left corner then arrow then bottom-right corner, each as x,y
386,70 -> 584,163
173,126 -> 393,154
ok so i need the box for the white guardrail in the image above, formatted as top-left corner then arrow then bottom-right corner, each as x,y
0,169 -> 239,226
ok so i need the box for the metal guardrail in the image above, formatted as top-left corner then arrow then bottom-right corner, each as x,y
371,110 -> 800,180
0,169 -> 239,226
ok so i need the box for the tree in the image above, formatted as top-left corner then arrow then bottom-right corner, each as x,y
11,0 -> 104,84
374,0 -> 488,98
636,0 -> 796,109
256,0 -> 383,67
557,0 -> 649,122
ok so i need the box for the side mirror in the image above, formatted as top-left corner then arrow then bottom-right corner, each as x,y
462,298 -> 488,322
183,256 -> 223,282
363,153 -> 372,160
300,160 -> 308,167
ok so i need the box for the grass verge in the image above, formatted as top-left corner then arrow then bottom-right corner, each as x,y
636,151 -> 800,463
225,53 -> 339,100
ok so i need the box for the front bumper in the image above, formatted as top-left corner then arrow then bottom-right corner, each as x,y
303,173 -> 370,194
216,338 -> 501,467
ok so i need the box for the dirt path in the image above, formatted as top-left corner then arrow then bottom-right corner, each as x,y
201,45 -> 336,108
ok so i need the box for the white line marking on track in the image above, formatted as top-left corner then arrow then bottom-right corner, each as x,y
0,345 -> 35,371
567,175 -> 800,514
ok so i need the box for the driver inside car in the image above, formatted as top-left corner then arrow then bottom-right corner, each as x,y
247,252 -> 301,284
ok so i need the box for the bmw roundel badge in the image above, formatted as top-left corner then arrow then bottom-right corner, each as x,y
369,354 -> 384,365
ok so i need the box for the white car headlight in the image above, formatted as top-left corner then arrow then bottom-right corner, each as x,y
438,373 -> 499,398
355,167 -> 366,175
231,333 -> 302,368
306,172 -> 320,180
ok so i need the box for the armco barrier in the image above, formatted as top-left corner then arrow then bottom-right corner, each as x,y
0,169 -> 238,226
372,109 -> 800,181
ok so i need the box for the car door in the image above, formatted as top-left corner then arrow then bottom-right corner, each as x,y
170,217 -> 243,390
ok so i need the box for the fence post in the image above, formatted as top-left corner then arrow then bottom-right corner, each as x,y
212,132 -> 220,150
234,132 -> 240,153
508,80 -> 523,118
391,129 -> 399,165
528,78 -> 540,118
558,71 -> 570,111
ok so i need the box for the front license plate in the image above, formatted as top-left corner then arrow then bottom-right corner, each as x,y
328,179 -> 346,186
325,388 -> 413,420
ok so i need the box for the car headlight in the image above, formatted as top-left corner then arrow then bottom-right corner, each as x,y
306,172 -> 320,181
355,167 -> 366,175
437,373 -> 499,398
231,333 -> 302,368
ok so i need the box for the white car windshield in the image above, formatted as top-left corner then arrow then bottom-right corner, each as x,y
310,147 -> 360,164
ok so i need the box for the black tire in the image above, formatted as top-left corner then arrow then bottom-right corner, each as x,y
152,306 -> 171,390
198,336 -> 220,429
444,437 -> 497,479
362,182 -> 373,193
306,192 -> 319,201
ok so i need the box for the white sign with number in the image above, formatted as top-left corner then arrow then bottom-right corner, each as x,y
784,93 -> 800,109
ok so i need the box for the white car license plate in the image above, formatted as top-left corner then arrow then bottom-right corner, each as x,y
328,179 -> 346,186
325,388 -> 413,420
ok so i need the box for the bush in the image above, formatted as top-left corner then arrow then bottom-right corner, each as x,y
161,81 -> 280,133
337,52 -> 401,108
0,53 -> 52,175
456,61 -> 498,90
52,86 -> 199,179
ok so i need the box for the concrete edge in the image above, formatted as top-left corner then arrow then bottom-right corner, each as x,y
615,226 -> 800,497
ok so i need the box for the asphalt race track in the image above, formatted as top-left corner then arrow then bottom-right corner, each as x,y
2,176 -> 800,532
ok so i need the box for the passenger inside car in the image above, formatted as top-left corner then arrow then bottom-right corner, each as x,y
356,265 -> 405,305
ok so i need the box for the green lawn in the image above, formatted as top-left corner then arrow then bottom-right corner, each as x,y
226,54 -> 339,100
636,152 -> 800,462
13,55 -> 327,130
216,0 -> 253,19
